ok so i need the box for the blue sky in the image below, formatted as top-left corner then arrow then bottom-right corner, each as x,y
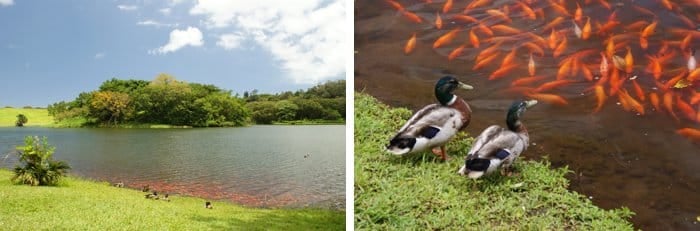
0,0 -> 346,107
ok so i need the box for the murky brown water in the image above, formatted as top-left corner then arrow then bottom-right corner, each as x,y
355,0 -> 700,229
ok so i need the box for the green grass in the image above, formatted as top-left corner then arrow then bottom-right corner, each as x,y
0,170 -> 344,230
0,108 -> 53,127
272,119 -> 345,125
354,92 -> 634,230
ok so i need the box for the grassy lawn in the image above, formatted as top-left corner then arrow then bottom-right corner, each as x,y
0,108 -> 53,127
0,170 -> 344,230
354,92 -> 634,230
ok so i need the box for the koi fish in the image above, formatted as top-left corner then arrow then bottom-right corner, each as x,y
663,91 -> 679,121
549,29 -> 559,50
469,29 -> 480,48
632,80 -> 645,102
649,92 -> 661,112
515,1 -> 536,20
501,49 -> 517,68
528,53 -> 536,76
641,21 -> 657,38
473,52 -> 500,70
435,12 -> 443,29
625,46 -> 634,74
554,36 -> 567,58
525,92 -> 569,106
400,10 -> 423,23
574,2 -> 583,22
676,96 -> 696,121
511,75 -> 547,87
489,63 -> 518,80
448,44 -> 466,61
688,48 -> 697,71
621,90 -> 645,115
433,29 -> 459,48
405,33 -> 416,54
535,80 -> 574,93
582,17 -> 591,40
593,85 -> 606,113
522,42 -> 544,56
442,0 -> 453,13
491,24 -> 522,35
573,21 -> 582,39
677,128 -> 700,142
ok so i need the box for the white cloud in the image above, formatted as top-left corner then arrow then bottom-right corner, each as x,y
0,0 -> 13,7
117,5 -> 138,11
189,0 -> 346,84
137,20 -> 178,28
159,8 -> 171,15
94,53 -> 105,59
150,27 -> 203,54
216,33 -> 245,50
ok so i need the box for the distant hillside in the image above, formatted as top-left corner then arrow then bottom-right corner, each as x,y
0,108 -> 53,127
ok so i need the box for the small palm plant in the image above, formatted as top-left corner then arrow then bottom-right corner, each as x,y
12,136 -> 70,186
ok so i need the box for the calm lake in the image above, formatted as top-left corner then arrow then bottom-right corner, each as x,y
0,125 -> 345,209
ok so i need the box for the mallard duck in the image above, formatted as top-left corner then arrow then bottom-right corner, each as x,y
386,76 -> 474,160
457,99 -> 537,178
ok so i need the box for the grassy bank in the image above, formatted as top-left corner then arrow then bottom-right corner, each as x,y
0,108 -> 53,127
354,92 -> 634,230
0,170 -> 344,230
272,119 -> 345,125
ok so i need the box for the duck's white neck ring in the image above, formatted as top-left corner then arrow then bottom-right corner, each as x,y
446,95 -> 457,106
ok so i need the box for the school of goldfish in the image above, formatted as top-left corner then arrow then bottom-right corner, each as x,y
388,0 -> 700,143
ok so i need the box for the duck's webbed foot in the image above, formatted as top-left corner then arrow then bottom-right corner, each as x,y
431,146 -> 450,161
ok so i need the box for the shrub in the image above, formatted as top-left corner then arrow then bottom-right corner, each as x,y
12,136 -> 71,186
15,114 -> 28,127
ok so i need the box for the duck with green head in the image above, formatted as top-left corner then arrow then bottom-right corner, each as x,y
457,99 -> 538,178
386,76 -> 474,161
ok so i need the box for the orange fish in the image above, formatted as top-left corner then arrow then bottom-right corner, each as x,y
606,38 -> 615,59
681,34 -> 692,51
476,43 -> 501,62
400,10 -> 423,23
640,37 -> 649,50
631,5 -> 655,18
663,70 -> 687,90
491,25 -> 522,35
618,92 -> 632,112
580,63 -> 594,81
476,23 -> 494,36
542,17 -> 565,32
448,44 -> 466,61
549,29 -> 559,50
625,20 -> 650,31
469,29 -> 480,48
501,49 -> 517,68
486,9 -> 511,23
641,21 -> 657,38
582,17 -> 591,40
597,0 -> 611,10
489,63 -> 518,80
687,68 -> 700,82
466,0 -> 492,10
600,52 -> 609,77
649,92 -> 661,112
435,12 -> 443,29
535,80 -> 573,93
690,91 -> 700,105
676,97 -> 696,121
515,1 -> 536,20
621,90 -> 645,115
452,15 -> 478,23
442,0 -> 453,13
433,29 -> 459,48
631,80 -> 645,102
660,0 -> 673,10
385,0 -> 404,11
525,93 -> 569,106
646,55 -> 662,79
511,75 -> 547,87
574,2 -> 583,22
625,46 -> 634,74
528,53 -> 536,76
548,1 -> 571,16
473,52 -> 500,70
522,42 -> 544,56
557,58 -> 572,80
404,33 -> 417,54
677,128 -> 700,142
664,92 -> 679,121
553,36 -> 567,58
593,85 -> 606,113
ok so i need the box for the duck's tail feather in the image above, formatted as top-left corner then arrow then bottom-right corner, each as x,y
386,136 -> 416,155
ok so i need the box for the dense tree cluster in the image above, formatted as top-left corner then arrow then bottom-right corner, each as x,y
48,74 -> 248,127
47,74 -> 345,126
244,80 -> 345,124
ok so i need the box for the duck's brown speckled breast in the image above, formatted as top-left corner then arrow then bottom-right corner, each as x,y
450,97 -> 472,131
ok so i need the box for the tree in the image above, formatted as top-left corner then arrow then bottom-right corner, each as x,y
12,136 -> 71,186
247,101 -> 276,124
15,114 -> 28,127
89,91 -> 132,125
275,100 -> 298,121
